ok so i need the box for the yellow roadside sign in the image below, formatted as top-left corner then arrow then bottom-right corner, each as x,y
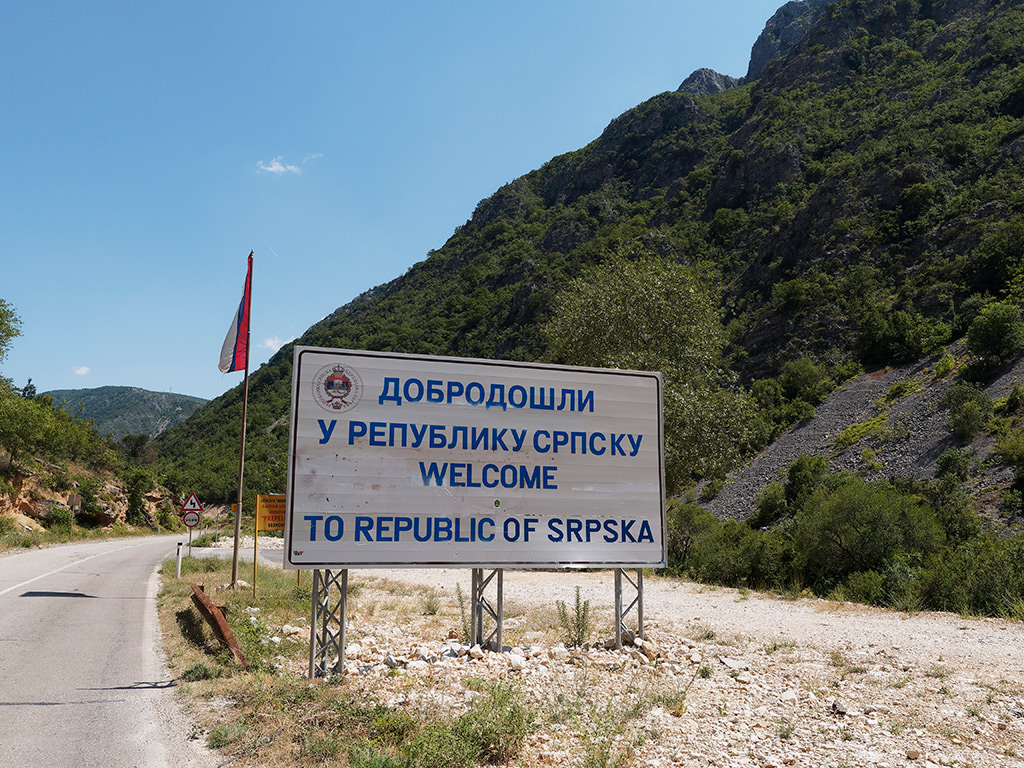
256,494 -> 286,532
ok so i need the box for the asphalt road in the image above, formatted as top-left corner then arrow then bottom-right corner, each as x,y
0,536 -> 216,768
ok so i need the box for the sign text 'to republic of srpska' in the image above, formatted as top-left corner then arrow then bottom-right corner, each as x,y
284,347 -> 665,569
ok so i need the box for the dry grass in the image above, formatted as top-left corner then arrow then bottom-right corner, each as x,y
158,557 -> 546,768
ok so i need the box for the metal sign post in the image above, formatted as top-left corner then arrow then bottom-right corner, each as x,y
182,510 -> 201,556
309,569 -> 347,678
614,568 -> 645,649
285,348 -> 665,668
471,569 -> 504,650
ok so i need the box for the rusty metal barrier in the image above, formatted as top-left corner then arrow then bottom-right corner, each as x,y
190,584 -> 248,668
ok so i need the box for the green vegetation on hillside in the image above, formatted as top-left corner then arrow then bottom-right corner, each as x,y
45,386 -> 207,440
157,0 -> 1024,510
0,301 -> 182,546
670,458 -> 1024,618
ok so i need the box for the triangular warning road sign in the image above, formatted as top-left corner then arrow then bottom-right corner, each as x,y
181,492 -> 204,513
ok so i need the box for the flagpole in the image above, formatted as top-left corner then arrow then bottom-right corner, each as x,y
231,251 -> 254,588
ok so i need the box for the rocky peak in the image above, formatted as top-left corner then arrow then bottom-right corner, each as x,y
746,0 -> 833,80
677,67 -> 740,96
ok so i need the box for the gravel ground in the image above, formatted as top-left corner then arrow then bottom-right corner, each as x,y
259,566 -> 1024,768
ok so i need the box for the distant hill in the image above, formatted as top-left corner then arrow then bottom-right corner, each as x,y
45,386 -> 207,439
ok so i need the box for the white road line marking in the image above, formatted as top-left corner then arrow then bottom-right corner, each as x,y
0,542 -> 146,597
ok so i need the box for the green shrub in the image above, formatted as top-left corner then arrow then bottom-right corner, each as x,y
44,464 -> 72,493
749,482 -> 788,529
951,401 -> 992,442
1006,384 -> 1024,414
403,721 -> 476,768
941,383 -> 994,443
667,502 -> 717,568
207,722 -> 248,749
785,454 -> 830,507
371,710 -> 416,746
124,466 -> 155,525
48,505 -> 72,532
157,503 -> 181,531
420,589 -> 441,616
843,571 -> 885,605
779,356 -> 829,404
556,587 -> 591,648
835,415 -> 889,450
967,301 -> 1024,363
792,477 -> 944,594
918,537 -> 1024,617
454,680 -> 533,764
994,429 -> 1024,470
861,446 -> 882,471
935,448 -> 971,481
857,307 -> 949,365
933,352 -> 956,379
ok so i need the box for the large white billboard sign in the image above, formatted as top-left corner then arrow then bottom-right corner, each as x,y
284,347 -> 665,569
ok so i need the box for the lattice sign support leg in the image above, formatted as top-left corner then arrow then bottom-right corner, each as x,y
470,568 -> 503,651
308,568 -> 347,678
614,568 -> 644,650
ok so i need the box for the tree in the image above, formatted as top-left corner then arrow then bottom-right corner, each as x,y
0,299 -> 21,392
966,301 -> 1024,363
0,299 -> 19,365
0,393 -> 45,467
125,466 -> 156,525
543,253 -> 755,491
120,432 -> 156,464
792,477 -> 944,592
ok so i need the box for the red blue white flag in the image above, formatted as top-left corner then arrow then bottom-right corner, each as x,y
218,252 -> 253,373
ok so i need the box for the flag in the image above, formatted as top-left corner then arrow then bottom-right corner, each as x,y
219,252 -> 253,373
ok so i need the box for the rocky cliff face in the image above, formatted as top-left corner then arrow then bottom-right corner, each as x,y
746,0 -> 834,79
677,67 -> 740,96
0,464 -> 172,531
677,0 -> 836,96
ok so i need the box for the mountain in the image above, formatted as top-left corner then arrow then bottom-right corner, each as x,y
156,0 -> 1024,508
45,386 -> 207,439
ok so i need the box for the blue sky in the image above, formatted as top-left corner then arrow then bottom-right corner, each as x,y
1,1 -> 786,401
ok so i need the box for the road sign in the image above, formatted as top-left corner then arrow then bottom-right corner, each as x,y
285,347 -> 665,570
181,492 -> 204,514
182,510 -> 201,528
256,494 -> 286,532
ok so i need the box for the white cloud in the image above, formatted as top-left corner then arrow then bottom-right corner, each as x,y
256,156 -> 301,175
73,366 -> 90,376
260,336 -> 295,352
303,153 -> 324,164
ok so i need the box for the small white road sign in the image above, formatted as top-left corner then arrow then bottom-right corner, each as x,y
182,510 -> 201,528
